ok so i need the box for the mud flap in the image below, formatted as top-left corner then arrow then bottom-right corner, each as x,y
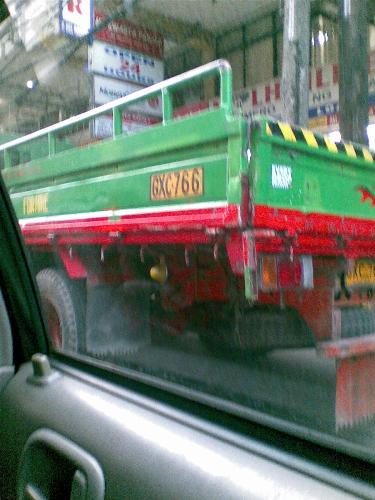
318,333 -> 375,429
336,355 -> 375,429
85,282 -> 151,355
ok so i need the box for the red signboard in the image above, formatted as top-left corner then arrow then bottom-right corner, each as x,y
94,11 -> 164,59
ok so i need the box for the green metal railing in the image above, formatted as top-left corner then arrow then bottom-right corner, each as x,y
0,60 -> 233,169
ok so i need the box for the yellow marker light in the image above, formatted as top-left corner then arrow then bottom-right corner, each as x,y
150,261 -> 168,283
261,256 -> 278,290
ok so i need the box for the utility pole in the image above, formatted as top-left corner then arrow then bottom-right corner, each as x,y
339,0 -> 368,144
281,0 -> 311,126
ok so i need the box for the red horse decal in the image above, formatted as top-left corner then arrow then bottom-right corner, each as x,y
358,186 -> 375,206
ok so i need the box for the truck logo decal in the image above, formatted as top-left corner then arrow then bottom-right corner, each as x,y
271,164 -> 292,189
23,193 -> 49,215
358,186 -> 375,206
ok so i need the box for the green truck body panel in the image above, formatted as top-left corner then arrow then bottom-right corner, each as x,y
0,59 -> 374,230
0,134 -> 72,171
4,110 -> 246,219
3,115 -> 375,227
251,122 -> 375,222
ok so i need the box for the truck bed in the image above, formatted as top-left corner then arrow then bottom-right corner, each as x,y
1,59 -> 375,259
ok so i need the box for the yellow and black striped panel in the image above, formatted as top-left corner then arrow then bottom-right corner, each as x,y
265,121 -> 375,163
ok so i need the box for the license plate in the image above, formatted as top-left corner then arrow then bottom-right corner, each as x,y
345,261 -> 375,288
150,167 -> 203,201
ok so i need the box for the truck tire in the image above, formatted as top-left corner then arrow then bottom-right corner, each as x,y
36,268 -> 85,352
195,304 -> 314,354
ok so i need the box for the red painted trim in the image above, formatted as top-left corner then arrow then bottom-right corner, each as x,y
124,231 -> 212,245
253,205 -> 375,257
318,333 -> 375,359
254,205 -> 375,239
24,235 -> 116,246
24,232 -> 213,246
225,232 -> 245,274
21,203 -> 375,259
58,247 -> 87,279
21,205 -> 240,238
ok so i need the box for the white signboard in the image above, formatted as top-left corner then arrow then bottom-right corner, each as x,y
60,0 -> 93,38
89,41 -> 164,86
93,75 -> 162,116
233,82 -> 283,121
94,113 -> 160,138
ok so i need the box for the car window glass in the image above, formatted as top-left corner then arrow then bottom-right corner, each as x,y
1,0 -> 375,464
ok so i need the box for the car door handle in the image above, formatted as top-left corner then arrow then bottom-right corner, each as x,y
18,428 -> 105,500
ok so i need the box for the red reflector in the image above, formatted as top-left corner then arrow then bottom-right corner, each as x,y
278,258 -> 302,288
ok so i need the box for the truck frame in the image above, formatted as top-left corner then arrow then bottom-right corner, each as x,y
2,60 -> 375,428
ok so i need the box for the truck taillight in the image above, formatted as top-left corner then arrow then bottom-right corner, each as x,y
261,256 -> 278,289
260,256 -> 313,291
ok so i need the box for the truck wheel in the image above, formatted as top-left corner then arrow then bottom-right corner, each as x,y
194,304 -> 314,354
36,268 -> 85,352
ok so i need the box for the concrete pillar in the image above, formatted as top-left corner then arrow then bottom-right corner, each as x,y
281,0 -> 311,126
339,0 -> 368,144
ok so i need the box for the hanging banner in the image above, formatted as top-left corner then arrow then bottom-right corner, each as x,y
94,12 -> 164,59
93,75 -> 162,116
89,40 -> 164,86
230,51 -> 375,132
60,0 -> 93,38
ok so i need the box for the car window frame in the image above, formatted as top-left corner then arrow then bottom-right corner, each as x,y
0,173 -> 47,364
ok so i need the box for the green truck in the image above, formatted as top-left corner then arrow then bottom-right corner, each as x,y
1,60 -> 375,428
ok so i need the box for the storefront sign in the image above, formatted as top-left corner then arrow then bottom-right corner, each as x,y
229,52 -> 375,132
93,75 -> 162,116
89,41 -> 164,86
94,12 -> 163,58
233,83 -> 283,121
60,0 -> 93,38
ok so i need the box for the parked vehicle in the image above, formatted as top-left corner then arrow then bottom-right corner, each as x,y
2,60 -> 375,429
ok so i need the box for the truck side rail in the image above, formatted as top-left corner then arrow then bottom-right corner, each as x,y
0,59 -> 233,169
